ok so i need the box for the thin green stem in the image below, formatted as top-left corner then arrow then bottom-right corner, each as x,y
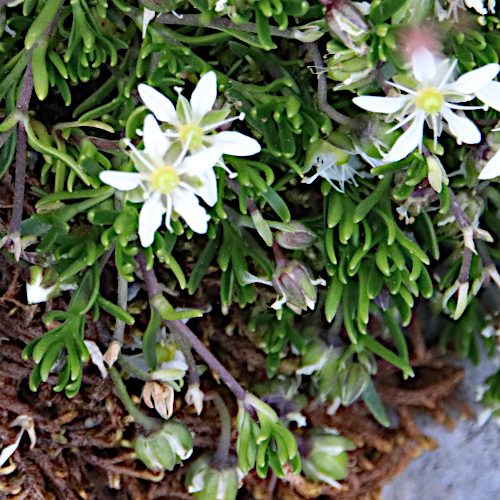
155,13 -> 296,39
109,366 -> 160,431
209,392 -> 232,468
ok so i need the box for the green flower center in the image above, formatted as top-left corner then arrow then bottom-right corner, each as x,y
416,87 -> 444,114
178,123 -> 204,149
151,165 -> 180,194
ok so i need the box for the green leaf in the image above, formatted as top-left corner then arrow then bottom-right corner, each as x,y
362,378 -> 390,427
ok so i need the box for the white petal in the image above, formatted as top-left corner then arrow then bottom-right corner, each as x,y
172,189 -> 210,234
143,114 -> 170,160
0,433 -> 23,468
139,191 -> 166,247
138,84 -> 177,125
100,171 -> 141,191
352,95 -> 408,113
190,71 -> 217,119
476,81 -> 500,112
195,168 -> 217,207
142,8 -> 156,38
412,48 -> 436,83
441,107 -> 481,144
210,131 -> 261,156
479,149 -> 500,180
385,112 -> 425,162
176,147 -> 221,177
83,341 -> 108,379
450,63 -> 500,94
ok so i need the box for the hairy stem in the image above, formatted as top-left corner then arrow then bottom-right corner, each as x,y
306,43 -> 363,129
9,123 -> 27,236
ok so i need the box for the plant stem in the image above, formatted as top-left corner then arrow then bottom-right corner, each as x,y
305,43 -> 363,130
9,123 -> 27,237
171,330 -> 199,387
209,391 -> 232,468
272,240 -> 287,268
137,252 -> 247,401
118,354 -> 155,381
156,13 -> 296,39
109,365 -> 159,431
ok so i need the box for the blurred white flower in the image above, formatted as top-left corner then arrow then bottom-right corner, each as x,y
301,140 -> 368,192
435,0 -> 496,21
26,266 -> 56,304
353,48 -> 500,163
138,72 -> 261,157
100,114 -> 221,246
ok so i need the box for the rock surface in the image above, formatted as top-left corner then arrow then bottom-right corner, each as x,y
383,344 -> 500,500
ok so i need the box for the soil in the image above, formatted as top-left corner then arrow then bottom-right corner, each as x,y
0,247 -> 471,500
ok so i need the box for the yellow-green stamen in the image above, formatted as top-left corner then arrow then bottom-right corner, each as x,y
178,123 -> 204,149
416,87 -> 444,114
151,165 -> 180,194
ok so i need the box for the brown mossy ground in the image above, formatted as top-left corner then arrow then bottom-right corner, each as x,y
0,172 -> 470,500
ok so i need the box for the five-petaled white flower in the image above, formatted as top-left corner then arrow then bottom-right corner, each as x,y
100,114 -> 221,247
138,72 -> 261,158
353,47 -> 500,163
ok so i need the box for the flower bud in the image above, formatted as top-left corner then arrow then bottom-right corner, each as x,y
302,429 -> 356,488
333,363 -> 370,406
275,221 -> 317,250
324,0 -> 369,53
134,420 -> 193,472
271,261 -> 326,313
186,455 -> 243,500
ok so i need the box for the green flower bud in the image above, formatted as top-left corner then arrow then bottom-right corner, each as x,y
334,363 -> 370,406
186,455 -> 243,500
271,261 -> 326,312
275,221 -> 317,250
134,420 -> 193,472
323,0 -> 369,54
302,429 -> 356,488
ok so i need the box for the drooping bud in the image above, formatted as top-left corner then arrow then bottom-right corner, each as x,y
134,420 -> 193,472
142,381 -> 175,420
186,455 -> 243,500
271,261 -> 326,313
275,221 -> 317,250
302,429 -> 356,488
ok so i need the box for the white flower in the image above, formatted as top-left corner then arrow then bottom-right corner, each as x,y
479,148 -> 500,179
100,114 -> 221,246
435,0 -> 495,21
137,72 -> 261,158
301,140 -> 368,192
26,266 -> 56,304
353,48 -> 500,163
